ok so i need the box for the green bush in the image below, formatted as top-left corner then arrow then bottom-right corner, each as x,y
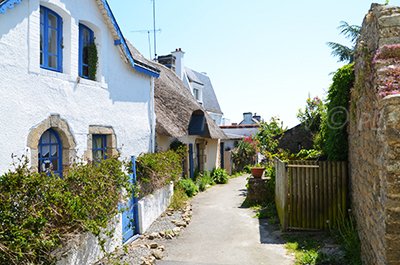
323,63 -> 354,161
0,156 -> 132,265
136,150 -> 183,197
178,178 -> 198,197
169,185 -> 189,210
211,168 -> 229,184
196,171 -> 214,191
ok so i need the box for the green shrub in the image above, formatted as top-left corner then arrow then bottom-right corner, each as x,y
0,156 -> 132,265
169,185 -> 189,210
178,178 -> 198,197
211,168 -> 229,184
196,171 -> 214,191
323,63 -> 354,161
136,150 -> 183,197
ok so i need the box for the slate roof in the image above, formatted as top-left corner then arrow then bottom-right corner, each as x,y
188,69 -> 223,115
127,43 -> 226,140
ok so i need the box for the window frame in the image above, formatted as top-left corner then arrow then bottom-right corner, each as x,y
40,6 -> 63,72
79,23 -> 95,79
38,128 -> 63,176
92,134 -> 107,163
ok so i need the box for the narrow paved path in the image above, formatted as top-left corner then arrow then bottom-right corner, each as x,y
157,175 -> 294,265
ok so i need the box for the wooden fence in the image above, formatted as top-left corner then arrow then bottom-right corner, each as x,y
275,158 -> 348,231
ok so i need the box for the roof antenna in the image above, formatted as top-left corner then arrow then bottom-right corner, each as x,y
152,0 -> 157,61
131,28 -> 161,59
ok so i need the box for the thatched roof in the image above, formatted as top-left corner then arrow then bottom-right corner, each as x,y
127,43 -> 226,140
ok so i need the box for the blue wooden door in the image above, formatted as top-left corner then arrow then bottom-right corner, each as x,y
220,142 -> 225,169
122,156 -> 140,243
189,144 -> 194,179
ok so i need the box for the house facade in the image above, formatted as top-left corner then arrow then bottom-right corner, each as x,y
0,0 -> 160,261
0,0 -> 159,175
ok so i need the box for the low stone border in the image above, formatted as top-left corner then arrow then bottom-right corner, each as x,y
97,202 -> 193,265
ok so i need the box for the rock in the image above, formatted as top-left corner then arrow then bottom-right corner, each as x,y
158,245 -> 165,251
148,232 -> 159,240
166,234 -> 174,240
175,221 -> 187,227
166,211 -> 173,216
149,242 -> 158,249
159,231 -> 165,237
173,227 -> 181,235
152,250 -> 164,260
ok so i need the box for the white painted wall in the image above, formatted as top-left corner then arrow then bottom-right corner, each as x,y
137,182 -> 174,234
55,217 -> 122,265
205,138 -> 220,170
0,0 -> 155,174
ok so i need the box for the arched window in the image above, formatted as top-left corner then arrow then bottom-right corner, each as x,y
40,6 -> 63,72
38,129 -> 63,176
79,24 -> 95,79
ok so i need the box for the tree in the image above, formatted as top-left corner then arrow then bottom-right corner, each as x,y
255,117 -> 285,160
297,96 -> 326,134
327,21 -> 361,63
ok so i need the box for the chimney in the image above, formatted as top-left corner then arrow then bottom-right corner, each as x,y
157,54 -> 176,71
242,112 -> 253,125
253,113 -> 261,122
171,48 -> 185,81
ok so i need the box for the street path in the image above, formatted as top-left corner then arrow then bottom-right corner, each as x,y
157,175 -> 294,265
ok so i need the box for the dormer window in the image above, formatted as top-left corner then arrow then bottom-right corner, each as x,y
79,24 -> 95,80
193,88 -> 200,101
40,6 -> 63,72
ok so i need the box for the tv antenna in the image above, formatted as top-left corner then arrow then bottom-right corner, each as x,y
131,29 -> 161,59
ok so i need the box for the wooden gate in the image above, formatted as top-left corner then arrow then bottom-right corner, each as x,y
275,158 -> 348,231
122,156 -> 140,243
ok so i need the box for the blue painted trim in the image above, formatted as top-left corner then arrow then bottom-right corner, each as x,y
40,6 -> 63,73
0,0 -> 22,14
114,39 -> 121,45
92,134 -> 107,161
79,24 -> 94,79
99,0 -> 160,78
189,144 -> 194,179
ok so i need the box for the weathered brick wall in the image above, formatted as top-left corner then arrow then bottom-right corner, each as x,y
350,4 -> 400,265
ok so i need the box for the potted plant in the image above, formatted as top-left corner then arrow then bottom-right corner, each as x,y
251,163 -> 265,178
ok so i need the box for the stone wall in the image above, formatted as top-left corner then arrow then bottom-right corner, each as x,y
350,4 -> 400,265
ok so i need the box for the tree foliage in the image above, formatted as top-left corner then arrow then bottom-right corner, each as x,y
323,63 -> 354,161
255,117 -> 285,160
327,21 -> 361,63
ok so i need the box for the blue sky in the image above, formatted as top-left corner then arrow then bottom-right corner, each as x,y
107,0 -> 396,127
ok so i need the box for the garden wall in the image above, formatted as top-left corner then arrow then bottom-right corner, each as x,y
349,4 -> 400,265
138,182 -> 174,234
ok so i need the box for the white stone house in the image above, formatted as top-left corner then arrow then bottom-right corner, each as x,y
0,0 -> 162,261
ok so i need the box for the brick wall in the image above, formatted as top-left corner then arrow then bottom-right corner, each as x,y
350,4 -> 400,265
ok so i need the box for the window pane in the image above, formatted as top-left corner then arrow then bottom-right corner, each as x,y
51,158 -> 58,171
50,133 -> 57,144
48,28 -> 58,55
83,65 -> 89,78
50,144 -> 58,157
48,55 -> 57,69
41,145 -> 50,158
93,136 -> 104,149
41,131 -> 50,144
83,46 -> 89,65
93,150 -> 103,162
48,13 -> 57,28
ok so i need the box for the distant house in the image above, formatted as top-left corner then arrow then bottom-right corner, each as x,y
220,112 -> 262,150
278,124 -> 313,154
158,49 -> 224,125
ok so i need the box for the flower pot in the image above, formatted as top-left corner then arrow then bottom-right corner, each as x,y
251,167 -> 265,178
